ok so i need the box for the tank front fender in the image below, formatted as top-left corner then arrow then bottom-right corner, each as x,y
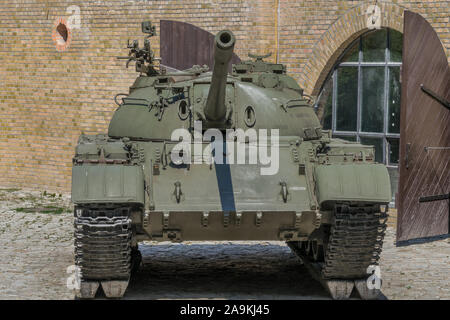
71,164 -> 145,205
314,164 -> 391,207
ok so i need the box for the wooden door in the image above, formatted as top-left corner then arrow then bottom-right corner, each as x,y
397,11 -> 450,244
160,20 -> 241,72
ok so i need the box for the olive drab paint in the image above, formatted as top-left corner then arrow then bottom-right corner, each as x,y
71,22 -> 392,299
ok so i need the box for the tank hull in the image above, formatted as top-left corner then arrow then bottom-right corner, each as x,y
72,135 -> 390,241
72,134 -> 391,299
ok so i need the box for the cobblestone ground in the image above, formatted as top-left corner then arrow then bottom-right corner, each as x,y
379,212 -> 450,300
0,188 -> 448,300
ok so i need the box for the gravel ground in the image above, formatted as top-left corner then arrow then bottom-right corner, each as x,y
0,188 -> 448,300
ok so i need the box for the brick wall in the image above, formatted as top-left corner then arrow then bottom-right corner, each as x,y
0,0 -> 448,193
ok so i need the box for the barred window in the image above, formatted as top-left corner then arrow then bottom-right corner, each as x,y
316,29 -> 402,166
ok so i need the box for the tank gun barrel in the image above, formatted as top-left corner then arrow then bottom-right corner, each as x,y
204,30 -> 236,122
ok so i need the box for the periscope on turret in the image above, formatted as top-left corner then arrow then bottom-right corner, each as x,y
71,21 -> 392,299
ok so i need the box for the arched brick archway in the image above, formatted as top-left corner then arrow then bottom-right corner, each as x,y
300,1 -> 406,96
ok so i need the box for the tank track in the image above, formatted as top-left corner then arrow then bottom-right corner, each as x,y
288,202 -> 388,299
322,202 -> 388,279
74,205 -> 132,298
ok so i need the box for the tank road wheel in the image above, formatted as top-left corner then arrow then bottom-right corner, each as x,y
74,205 -> 134,299
288,203 -> 388,300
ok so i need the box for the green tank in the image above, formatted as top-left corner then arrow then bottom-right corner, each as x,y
71,22 -> 391,299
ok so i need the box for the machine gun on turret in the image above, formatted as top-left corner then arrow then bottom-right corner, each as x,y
117,21 -> 161,76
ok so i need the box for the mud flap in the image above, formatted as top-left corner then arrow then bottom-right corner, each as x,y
314,164 -> 391,206
72,165 -> 144,204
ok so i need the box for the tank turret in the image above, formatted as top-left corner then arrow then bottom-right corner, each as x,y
203,30 -> 236,123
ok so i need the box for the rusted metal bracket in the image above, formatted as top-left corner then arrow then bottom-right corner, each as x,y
420,84 -> 450,111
